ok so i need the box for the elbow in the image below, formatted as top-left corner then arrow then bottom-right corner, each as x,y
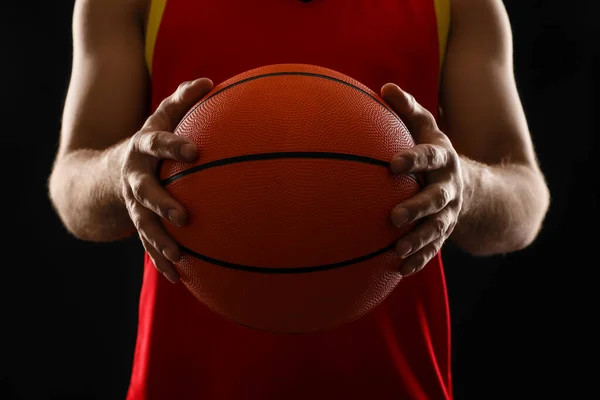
507,179 -> 551,253
47,171 -> 93,242
516,169 -> 551,249
50,200 -> 132,243
47,170 -> 133,243
503,219 -> 544,254
467,175 -> 550,256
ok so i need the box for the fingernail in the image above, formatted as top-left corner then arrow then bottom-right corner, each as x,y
181,143 -> 197,161
392,207 -> 409,227
400,263 -> 416,277
168,209 -> 185,226
193,77 -> 209,85
396,241 -> 412,258
390,156 -> 410,174
162,247 -> 180,263
163,271 -> 178,284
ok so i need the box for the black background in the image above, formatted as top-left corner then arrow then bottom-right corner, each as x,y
2,1 -> 597,399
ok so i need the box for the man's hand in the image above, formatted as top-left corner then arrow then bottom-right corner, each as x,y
121,78 -> 213,283
382,83 -> 465,277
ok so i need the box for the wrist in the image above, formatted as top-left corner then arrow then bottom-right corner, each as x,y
104,137 -> 131,204
458,155 -> 475,218
457,155 -> 490,219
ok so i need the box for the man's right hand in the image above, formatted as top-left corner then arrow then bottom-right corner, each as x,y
121,78 -> 213,283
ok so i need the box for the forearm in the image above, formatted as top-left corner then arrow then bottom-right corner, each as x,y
48,139 -> 135,242
450,156 -> 550,256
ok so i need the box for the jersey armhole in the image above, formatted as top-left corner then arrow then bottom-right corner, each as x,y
145,0 -> 167,76
434,0 -> 451,72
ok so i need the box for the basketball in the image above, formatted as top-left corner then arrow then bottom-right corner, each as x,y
158,64 -> 420,333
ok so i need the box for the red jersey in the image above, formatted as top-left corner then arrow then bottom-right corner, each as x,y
127,1 -> 452,399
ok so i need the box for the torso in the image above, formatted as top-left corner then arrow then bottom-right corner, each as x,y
126,1 -> 453,399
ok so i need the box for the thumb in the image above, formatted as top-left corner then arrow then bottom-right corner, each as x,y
380,83 -> 436,136
144,77 -> 213,132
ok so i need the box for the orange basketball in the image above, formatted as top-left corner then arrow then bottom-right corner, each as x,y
159,64 -> 420,333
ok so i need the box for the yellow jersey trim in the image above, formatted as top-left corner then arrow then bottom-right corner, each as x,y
434,0 -> 451,71
145,0 -> 167,75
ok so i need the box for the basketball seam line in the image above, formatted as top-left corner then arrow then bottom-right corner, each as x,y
160,151 -> 421,185
178,241 -> 397,273
174,71 -> 409,136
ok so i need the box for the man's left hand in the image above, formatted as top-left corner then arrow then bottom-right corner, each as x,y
382,83 -> 465,277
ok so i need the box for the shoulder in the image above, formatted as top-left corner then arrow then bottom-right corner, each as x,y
449,0 -> 512,40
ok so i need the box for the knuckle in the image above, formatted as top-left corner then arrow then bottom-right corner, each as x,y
121,186 -> 130,203
122,141 -> 140,168
422,117 -> 436,132
406,93 -> 417,113
408,241 -> 443,276
412,236 -> 425,252
422,146 -> 434,165
177,80 -> 192,94
121,161 -> 134,179
433,217 -> 447,237
129,175 -> 148,201
437,186 -> 452,207
127,132 -> 141,153
139,223 -> 161,249
167,141 -> 183,159
446,149 -> 459,168
140,234 -> 160,255
146,131 -> 161,154
158,95 -> 173,111
427,145 -> 445,166
146,236 -> 162,253
436,128 -> 450,142
171,82 -> 191,104
124,192 -> 138,211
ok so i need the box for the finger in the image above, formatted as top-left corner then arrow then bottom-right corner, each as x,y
390,184 -> 455,227
127,197 -> 182,278
138,218 -> 182,265
381,83 -> 437,134
125,189 -> 182,256
134,130 -> 199,162
144,77 -> 214,132
140,235 -> 180,284
390,143 -> 453,175
126,174 -> 187,226
129,200 -> 182,262
398,239 -> 444,277
394,211 -> 454,258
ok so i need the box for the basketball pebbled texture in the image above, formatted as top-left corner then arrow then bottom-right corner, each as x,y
159,64 -> 420,333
